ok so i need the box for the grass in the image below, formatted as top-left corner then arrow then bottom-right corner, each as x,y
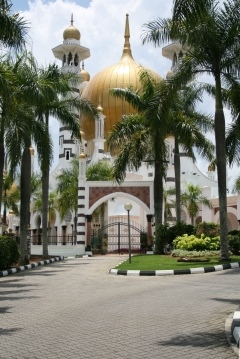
114,254 -> 240,271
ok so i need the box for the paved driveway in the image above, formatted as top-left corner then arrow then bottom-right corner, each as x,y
0,255 -> 240,359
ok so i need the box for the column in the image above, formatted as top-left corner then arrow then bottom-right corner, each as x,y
77,150 -> 87,254
146,214 -> 153,246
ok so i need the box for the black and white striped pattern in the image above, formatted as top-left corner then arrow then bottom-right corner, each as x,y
0,256 -> 64,278
231,307 -> 240,347
109,261 -> 240,276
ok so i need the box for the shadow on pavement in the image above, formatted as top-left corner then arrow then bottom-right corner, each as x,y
0,327 -> 22,336
0,295 -> 39,302
0,306 -> 12,314
157,330 -> 227,348
211,297 -> 240,305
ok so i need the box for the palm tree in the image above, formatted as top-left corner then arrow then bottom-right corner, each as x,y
35,64 -> 96,259
32,189 -> 59,241
181,183 -> 212,225
56,158 -> 79,237
108,70 -> 214,251
141,0 -> 240,259
108,70 -> 172,242
56,158 -> 113,237
2,172 -> 20,224
1,53 -> 52,265
0,0 -> 29,50
168,84 -> 214,222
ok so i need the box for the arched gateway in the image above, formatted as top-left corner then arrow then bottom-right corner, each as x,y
76,154 -> 154,254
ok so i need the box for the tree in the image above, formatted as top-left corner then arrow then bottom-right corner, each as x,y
0,0 -> 29,50
141,0 -> 240,259
167,84 -> 214,222
108,70 -> 214,251
33,64 -> 97,259
0,53 -> 52,265
108,70 -> 173,247
181,183 -> 212,225
86,160 -> 113,180
55,158 -> 113,237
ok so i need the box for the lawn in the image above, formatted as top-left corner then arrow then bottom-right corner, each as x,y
114,254 -> 240,271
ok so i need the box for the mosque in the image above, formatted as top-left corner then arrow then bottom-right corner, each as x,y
20,14 -> 240,255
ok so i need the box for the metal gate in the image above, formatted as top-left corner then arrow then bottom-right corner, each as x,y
91,220 -> 146,254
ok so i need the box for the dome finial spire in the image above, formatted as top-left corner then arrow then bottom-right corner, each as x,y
122,14 -> 133,58
71,13 -> 73,26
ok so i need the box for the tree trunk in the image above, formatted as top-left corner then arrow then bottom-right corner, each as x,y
0,140 -> 5,223
19,146 -> 31,265
154,160 -> 165,254
41,167 -> 50,259
215,75 -> 229,260
174,137 -> 181,222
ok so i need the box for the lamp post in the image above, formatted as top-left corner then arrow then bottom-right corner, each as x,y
124,202 -> 132,264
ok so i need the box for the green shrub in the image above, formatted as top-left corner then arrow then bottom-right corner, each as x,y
228,235 -> 240,255
228,230 -> 240,236
195,222 -> 220,238
167,222 -> 195,244
0,236 -> 20,270
173,233 -> 220,251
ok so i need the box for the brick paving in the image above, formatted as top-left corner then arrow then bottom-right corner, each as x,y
0,255 -> 240,359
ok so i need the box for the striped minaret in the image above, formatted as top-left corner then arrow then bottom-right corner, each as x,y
77,149 -> 87,254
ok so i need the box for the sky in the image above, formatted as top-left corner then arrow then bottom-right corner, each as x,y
9,0 -> 237,189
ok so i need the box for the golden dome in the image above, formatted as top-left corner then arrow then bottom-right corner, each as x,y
63,15 -> 80,41
79,150 -> 86,159
81,14 -> 162,140
80,62 -> 90,81
9,209 -> 14,215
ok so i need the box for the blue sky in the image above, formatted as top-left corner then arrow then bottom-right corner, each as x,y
11,0 -> 91,12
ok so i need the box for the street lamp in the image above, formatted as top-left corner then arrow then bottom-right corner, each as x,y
124,202 -> 132,264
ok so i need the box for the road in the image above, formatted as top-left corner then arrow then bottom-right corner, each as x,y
0,255 -> 239,359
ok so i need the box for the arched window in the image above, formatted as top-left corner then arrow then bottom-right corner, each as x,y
68,52 -> 72,65
66,151 -> 70,160
74,54 -> 79,66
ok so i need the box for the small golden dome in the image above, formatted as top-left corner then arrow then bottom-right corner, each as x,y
81,14 -> 162,140
63,15 -> 80,41
29,145 -> 34,156
166,70 -> 174,79
9,209 -> 14,215
80,62 -> 90,81
97,104 -> 104,113
79,150 -> 86,159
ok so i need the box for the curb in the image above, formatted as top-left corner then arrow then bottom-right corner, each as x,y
231,307 -> 240,349
109,261 -> 240,276
0,256 -> 65,278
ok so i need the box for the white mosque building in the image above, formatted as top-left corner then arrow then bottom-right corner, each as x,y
9,14 -> 239,256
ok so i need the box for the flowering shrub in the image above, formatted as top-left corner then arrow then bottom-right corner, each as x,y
172,249 -> 220,257
173,233 -> 220,251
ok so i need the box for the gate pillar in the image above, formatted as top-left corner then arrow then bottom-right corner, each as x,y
86,215 -> 92,248
146,214 -> 153,246
77,151 -> 87,255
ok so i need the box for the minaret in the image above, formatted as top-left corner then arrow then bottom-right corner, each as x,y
52,15 -> 91,168
162,42 -> 185,79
